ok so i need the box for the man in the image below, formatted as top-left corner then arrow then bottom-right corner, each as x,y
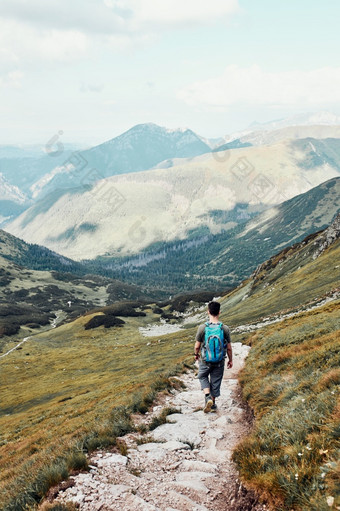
194,301 -> 232,413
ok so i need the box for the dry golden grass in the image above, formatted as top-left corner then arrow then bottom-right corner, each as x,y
233,301 -> 340,511
0,311 -> 194,509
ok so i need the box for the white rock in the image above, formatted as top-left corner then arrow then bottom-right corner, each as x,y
172,479 -> 209,493
122,493 -> 158,510
106,484 -> 131,497
180,460 -> 218,472
206,428 -> 224,440
162,441 -> 190,451
96,453 -> 128,468
137,442 -> 165,452
176,471 -> 216,482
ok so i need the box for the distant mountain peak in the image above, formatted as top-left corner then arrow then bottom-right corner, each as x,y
247,110 -> 340,133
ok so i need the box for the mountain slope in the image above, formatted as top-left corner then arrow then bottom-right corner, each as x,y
29,124 -> 211,200
6,137 -> 340,260
94,178 -> 340,293
0,229 -> 154,341
215,125 -> 340,151
218,211 -> 340,327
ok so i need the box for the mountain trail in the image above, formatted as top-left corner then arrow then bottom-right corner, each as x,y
46,343 -> 267,511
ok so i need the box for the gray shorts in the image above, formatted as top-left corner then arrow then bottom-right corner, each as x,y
197,360 -> 225,398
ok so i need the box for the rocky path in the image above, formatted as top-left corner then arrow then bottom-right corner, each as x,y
48,343 -> 267,511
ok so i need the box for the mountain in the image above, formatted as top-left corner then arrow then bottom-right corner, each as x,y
0,228 -> 155,339
220,210 -> 340,326
92,177 -> 340,293
2,116 -> 339,215
214,125 -> 340,152
248,110 -> 340,131
6,135 -> 340,261
217,110 -> 340,146
27,124 -> 212,200
0,174 -> 28,225
0,146 -> 80,226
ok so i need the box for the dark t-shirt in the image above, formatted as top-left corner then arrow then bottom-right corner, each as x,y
195,322 -> 231,345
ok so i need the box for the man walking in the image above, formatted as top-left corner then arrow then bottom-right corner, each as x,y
194,301 -> 232,413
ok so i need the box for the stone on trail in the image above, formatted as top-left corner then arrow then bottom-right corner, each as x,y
166,490 -> 210,511
123,493 -> 158,510
162,440 -> 190,451
95,453 -> 128,468
151,412 -> 212,446
179,459 -> 218,473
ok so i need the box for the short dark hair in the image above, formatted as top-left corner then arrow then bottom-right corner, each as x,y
208,301 -> 220,316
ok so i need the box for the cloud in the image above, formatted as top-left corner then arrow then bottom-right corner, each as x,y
104,0 -> 240,29
0,0 -> 240,33
80,82 -> 104,93
0,0 -> 240,62
0,18 -> 89,64
177,65 -> 340,110
0,0 -> 124,34
0,70 -> 23,88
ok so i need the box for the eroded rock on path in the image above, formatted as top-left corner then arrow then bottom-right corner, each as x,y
50,343 -> 267,511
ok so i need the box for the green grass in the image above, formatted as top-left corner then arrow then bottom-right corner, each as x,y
233,301 -> 340,510
0,311 -> 194,510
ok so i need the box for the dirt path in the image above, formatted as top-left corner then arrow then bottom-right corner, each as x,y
48,343 -> 267,511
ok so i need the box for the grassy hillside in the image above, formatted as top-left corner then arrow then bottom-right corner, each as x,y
0,251 -> 153,348
218,235 -> 340,328
0,308 -> 193,510
233,301 -> 340,511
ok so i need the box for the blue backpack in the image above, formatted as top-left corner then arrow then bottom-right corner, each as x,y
203,322 -> 225,363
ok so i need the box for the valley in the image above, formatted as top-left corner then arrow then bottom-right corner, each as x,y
3,122 -> 340,261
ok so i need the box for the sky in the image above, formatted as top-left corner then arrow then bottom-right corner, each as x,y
1,0 -> 340,146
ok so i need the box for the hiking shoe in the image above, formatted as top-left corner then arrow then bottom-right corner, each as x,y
204,395 -> 213,413
211,403 -> 217,412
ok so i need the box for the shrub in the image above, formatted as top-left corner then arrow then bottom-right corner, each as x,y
40,502 -> 77,511
0,321 -> 20,337
110,406 -> 134,437
84,315 -> 125,330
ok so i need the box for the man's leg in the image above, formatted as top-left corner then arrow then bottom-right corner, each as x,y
209,362 -> 225,411
197,362 -> 213,412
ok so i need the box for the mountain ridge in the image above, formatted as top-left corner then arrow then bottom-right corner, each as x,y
6,138 -> 339,260
92,177 -> 340,293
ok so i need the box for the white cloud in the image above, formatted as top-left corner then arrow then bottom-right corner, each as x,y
0,18 -> 89,64
0,70 -> 23,88
178,65 -> 340,109
80,82 -> 104,93
104,0 -> 240,28
0,0 -> 240,62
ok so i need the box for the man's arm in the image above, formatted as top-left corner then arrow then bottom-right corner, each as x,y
223,325 -> 233,368
194,340 -> 201,359
226,343 -> 233,368
194,325 -> 205,359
